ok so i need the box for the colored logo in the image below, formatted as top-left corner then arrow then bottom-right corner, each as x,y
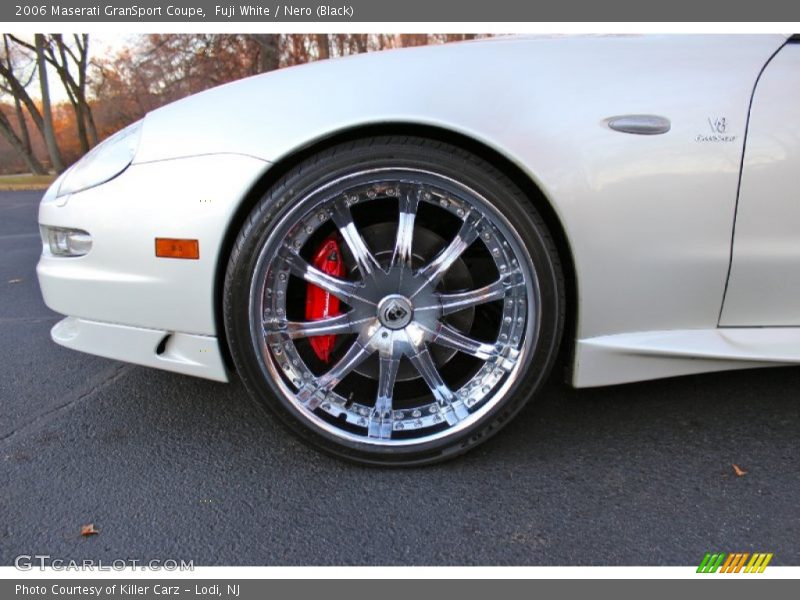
697,552 -> 773,573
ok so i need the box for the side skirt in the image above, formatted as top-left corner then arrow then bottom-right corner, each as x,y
573,328 -> 800,387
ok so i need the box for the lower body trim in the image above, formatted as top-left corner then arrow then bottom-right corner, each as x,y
51,317 -> 229,382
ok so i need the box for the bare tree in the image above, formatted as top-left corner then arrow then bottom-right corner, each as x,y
0,34 -> 65,172
11,34 -> 98,153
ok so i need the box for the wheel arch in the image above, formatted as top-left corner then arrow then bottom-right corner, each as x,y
214,123 -> 578,379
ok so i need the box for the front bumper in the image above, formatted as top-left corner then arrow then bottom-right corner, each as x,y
52,317 -> 229,382
37,153 -> 269,381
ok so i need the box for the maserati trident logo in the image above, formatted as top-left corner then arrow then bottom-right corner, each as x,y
378,295 -> 413,329
385,302 -> 408,322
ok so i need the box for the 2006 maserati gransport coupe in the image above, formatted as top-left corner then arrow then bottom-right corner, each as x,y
37,34 -> 800,464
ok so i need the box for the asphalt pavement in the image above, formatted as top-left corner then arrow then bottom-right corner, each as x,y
1,190 -> 798,566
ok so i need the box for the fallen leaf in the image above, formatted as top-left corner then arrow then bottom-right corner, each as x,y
80,523 -> 99,536
8,278 -> 22,284
732,464 -> 748,477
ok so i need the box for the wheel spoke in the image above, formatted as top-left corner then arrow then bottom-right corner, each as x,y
331,198 -> 382,278
391,189 -> 420,269
413,212 -> 482,294
282,250 -> 374,306
415,278 -> 509,315
427,323 -> 498,360
297,340 -> 373,409
408,347 -> 469,425
280,313 -> 370,339
368,354 -> 400,439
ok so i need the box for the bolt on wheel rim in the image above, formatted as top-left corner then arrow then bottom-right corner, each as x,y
249,168 -> 541,446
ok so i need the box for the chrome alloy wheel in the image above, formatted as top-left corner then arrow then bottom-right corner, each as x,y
248,168 -> 541,447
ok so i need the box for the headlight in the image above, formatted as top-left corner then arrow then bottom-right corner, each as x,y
57,120 -> 143,197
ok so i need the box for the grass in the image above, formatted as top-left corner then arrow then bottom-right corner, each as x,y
0,174 -> 56,191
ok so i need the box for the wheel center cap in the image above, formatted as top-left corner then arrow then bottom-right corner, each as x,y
377,294 -> 413,329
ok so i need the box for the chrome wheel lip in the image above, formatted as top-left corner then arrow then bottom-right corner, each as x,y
248,167 -> 542,448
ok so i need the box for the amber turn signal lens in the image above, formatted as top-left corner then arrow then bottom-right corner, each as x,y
155,238 -> 199,259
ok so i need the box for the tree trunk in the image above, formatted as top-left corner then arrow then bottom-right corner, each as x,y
78,35 -> 98,146
316,34 -> 330,60
73,99 -> 90,153
35,34 -> 64,173
252,34 -> 280,73
353,34 -> 368,54
83,100 -> 98,146
12,95 -> 32,155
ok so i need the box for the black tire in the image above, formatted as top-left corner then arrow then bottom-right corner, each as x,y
224,136 -> 565,466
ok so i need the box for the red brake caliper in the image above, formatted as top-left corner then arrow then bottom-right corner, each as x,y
305,236 -> 346,363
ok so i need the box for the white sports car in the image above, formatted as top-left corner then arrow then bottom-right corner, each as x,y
37,34 -> 800,464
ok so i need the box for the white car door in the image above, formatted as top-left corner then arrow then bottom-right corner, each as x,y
720,40 -> 800,326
